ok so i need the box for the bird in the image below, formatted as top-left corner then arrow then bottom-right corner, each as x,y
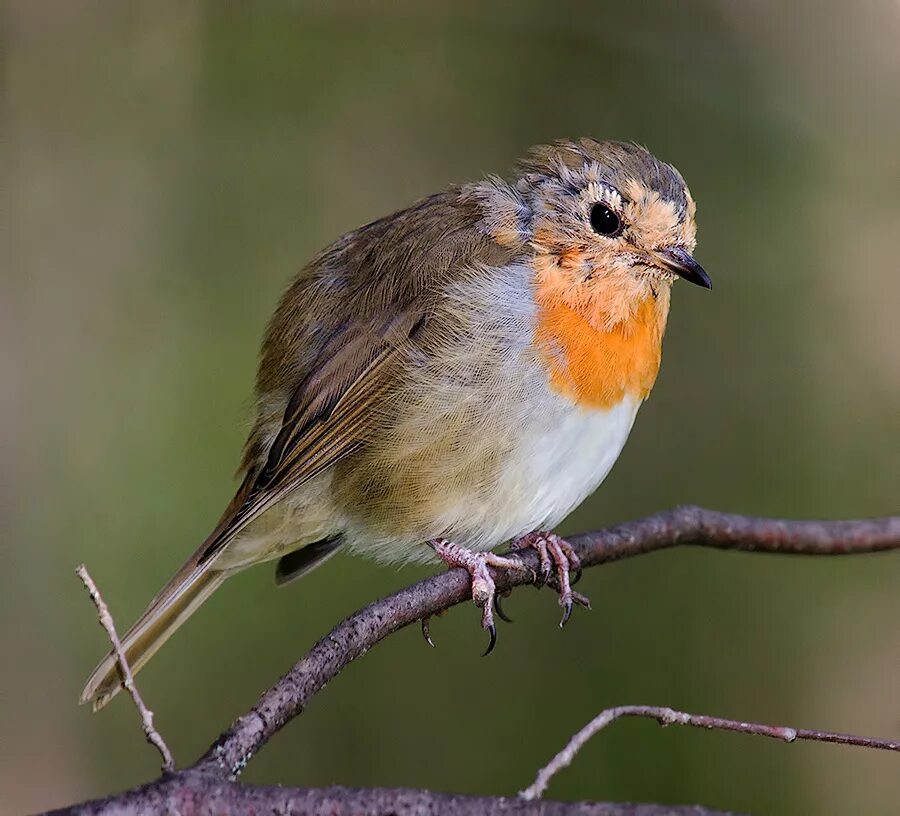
81,138 -> 710,711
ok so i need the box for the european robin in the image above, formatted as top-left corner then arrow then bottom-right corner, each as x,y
82,138 -> 710,710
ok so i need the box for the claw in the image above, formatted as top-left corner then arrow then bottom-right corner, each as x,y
482,622 -> 497,656
494,593 -> 513,623
421,617 -> 435,648
431,538 -> 531,655
571,565 -> 583,586
572,590 -> 591,610
537,549 -> 553,584
509,530 -> 590,628
559,597 -> 573,628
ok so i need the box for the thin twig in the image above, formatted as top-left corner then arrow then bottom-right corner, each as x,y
520,705 -> 900,800
75,564 -> 175,773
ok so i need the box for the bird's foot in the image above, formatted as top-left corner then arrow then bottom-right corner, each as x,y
509,531 -> 589,626
429,538 -> 532,655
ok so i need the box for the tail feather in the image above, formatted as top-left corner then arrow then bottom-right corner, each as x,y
80,471 -> 259,711
80,564 -> 227,711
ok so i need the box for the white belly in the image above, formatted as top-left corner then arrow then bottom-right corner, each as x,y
340,391 -> 641,565
446,394 -> 641,551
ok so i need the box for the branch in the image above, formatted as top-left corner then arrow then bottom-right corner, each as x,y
54,506 -> 898,816
50,778 -> 738,816
520,705 -> 900,800
197,506 -> 899,777
75,565 -> 175,773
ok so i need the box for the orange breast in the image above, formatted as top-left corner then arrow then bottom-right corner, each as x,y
534,287 -> 668,410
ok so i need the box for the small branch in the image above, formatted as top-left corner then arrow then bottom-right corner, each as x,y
196,506 -> 900,778
520,705 -> 900,801
75,564 -> 175,773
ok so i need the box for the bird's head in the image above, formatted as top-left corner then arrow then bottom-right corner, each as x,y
475,138 -> 709,328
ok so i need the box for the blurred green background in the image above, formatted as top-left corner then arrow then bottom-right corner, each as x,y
4,2 -> 899,814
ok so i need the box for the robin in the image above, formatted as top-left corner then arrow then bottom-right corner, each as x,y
82,138 -> 710,710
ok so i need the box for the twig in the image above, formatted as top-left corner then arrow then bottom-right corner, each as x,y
519,705 -> 900,800
75,564 -> 175,773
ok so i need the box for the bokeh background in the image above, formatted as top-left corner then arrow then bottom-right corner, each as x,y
4,2 -> 899,814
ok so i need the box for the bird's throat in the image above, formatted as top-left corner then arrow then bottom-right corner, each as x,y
534,280 -> 669,410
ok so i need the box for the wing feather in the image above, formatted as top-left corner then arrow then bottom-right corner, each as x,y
199,186 -> 518,566
197,310 -> 425,564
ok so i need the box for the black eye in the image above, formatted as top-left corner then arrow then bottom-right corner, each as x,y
589,203 -> 622,236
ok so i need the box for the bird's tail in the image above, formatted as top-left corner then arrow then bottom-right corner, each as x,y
81,470 -> 260,711
79,560 -> 228,711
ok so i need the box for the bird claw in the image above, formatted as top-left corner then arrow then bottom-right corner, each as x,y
510,531 -> 588,627
560,597 -> 573,628
571,589 -> 591,610
494,591 -> 513,623
428,534 -> 586,651
430,539 -> 531,655
421,616 -> 436,648
482,622 -> 497,656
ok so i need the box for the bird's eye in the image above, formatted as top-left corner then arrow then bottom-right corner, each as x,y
589,203 -> 622,237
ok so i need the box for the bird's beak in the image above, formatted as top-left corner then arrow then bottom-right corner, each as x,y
651,247 -> 712,289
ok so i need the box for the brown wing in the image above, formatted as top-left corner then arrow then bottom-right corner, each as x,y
200,186 -> 519,563
197,309 -> 426,564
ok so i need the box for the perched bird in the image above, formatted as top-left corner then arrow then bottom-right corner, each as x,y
82,138 -> 710,710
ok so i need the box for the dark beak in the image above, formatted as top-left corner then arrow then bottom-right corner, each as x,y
652,247 -> 712,289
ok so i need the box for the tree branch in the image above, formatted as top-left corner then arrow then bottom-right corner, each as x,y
50,778 -> 739,816
197,506 -> 900,778
53,506 -> 898,816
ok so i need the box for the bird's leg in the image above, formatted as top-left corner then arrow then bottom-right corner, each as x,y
509,531 -> 589,626
429,538 -> 532,655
